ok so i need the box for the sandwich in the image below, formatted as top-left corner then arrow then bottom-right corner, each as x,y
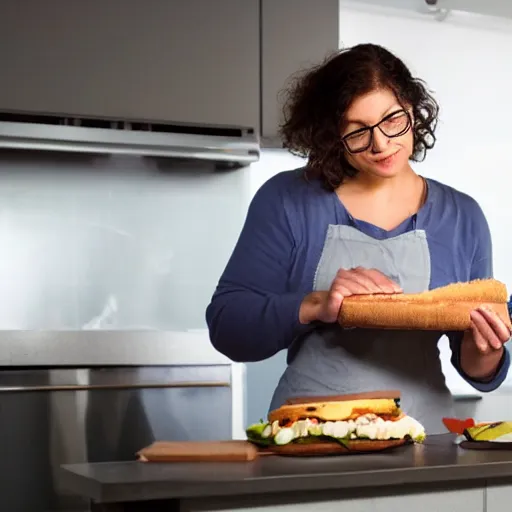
246,391 -> 426,455
464,421 -> 512,443
338,278 -> 511,331
443,417 -> 512,444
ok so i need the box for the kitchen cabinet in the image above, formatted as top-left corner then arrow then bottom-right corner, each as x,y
260,0 -> 340,143
182,487 -> 484,512
0,0 -> 343,138
487,481 -> 512,512
0,0 -> 259,129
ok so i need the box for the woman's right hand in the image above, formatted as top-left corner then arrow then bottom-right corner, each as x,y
299,267 -> 402,325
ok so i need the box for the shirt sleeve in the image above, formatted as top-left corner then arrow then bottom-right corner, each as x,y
205,175 -> 311,362
447,200 -> 510,392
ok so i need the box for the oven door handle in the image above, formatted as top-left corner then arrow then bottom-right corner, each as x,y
0,381 -> 231,392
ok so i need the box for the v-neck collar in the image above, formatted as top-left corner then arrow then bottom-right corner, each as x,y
332,177 -> 434,240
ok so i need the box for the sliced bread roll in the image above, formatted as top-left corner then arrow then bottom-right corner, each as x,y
268,397 -> 400,424
338,278 -> 511,331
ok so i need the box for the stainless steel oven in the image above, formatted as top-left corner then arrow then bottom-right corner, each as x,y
0,331 -> 239,512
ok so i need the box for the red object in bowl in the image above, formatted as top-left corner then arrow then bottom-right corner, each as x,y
442,417 -> 476,435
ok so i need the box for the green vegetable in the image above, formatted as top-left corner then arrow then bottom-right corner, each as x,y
414,432 -> 426,443
246,422 -> 272,446
246,435 -> 273,447
464,422 -> 512,442
308,424 -> 322,436
245,421 -> 351,447
246,422 -> 268,437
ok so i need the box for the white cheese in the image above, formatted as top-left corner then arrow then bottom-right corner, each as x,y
274,427 -> 295,445
266,413 -> 425,445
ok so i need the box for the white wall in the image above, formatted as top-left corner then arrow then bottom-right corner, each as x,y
338,1 -> 512,405
249,149 -> 307,196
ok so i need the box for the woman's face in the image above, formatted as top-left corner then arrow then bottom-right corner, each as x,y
340,88 -> 414,180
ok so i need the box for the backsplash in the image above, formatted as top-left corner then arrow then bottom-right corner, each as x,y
0,150 -> 250,330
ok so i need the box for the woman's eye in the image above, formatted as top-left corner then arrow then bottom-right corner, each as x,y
386,115 -> 402,124
346,131 -> 367,141
382,114 -> 407,130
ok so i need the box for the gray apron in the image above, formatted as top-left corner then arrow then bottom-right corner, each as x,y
269,224 -> 454,434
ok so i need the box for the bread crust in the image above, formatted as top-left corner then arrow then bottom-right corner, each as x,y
285,390 -> 401,405
268,398 -> 400,424
268,438 -> 409,456
338,279 -> 511,331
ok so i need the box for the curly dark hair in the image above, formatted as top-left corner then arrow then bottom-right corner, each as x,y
279,43 -> 439,190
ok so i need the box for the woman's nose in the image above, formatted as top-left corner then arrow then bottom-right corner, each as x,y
371,129 -> 389,153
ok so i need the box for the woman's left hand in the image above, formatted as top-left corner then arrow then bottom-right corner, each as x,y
469,306 -> 511,354
459,306 -> 511,380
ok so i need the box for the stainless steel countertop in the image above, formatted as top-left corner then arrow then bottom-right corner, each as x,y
0,330 -> 232,366
59,434 -> 512,504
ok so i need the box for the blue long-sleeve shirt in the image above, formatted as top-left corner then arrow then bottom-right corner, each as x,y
206,168 -> 510,392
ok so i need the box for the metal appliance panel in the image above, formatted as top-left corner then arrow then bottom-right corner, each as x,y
0,366 -> 232,512
0,150 -> 248,332
0,330 -> 232,366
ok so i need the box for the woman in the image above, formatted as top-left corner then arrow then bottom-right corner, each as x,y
205,44 -> 511,433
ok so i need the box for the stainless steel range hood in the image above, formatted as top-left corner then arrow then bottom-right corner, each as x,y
0,111 -> 260,166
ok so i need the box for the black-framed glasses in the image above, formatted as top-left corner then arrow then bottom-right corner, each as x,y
341,109 -> 412,154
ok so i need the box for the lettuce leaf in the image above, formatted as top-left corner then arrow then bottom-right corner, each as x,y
246,422 -> 350,447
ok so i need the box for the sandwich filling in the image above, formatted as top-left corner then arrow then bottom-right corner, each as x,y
247,399 -> 426,447
464,422 -> 512,443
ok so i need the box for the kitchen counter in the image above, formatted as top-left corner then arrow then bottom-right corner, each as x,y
60,434 -> 512,512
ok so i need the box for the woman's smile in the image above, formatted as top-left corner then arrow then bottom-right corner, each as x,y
372,149 -> 401,171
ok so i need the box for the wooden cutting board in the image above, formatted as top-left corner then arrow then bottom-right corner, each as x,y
137,440 -> 262,462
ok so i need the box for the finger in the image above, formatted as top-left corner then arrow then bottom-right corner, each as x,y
477,306 -> 511,342
330,282 -> 353,298
325,289 -> 345,320
469,319 -> 492,354
333,271 -> 371,295
355,267 -> 402,294
470,310 -> 503,351
338,267 -> 399,295
337,281 -> 369,295
342,268 -> 379,293
325,286 -> 352,322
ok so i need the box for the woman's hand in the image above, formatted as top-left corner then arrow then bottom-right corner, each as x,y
299,267 -> 402,325
460,306 -> 512,380
470,307 -> 511,353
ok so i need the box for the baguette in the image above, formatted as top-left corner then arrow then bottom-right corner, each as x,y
338,278 -> 511,331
